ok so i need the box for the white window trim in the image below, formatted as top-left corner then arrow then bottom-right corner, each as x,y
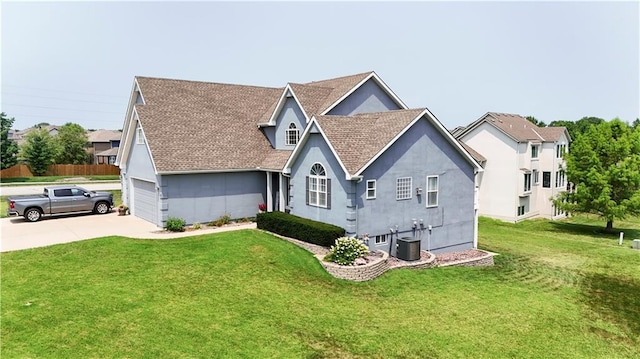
524,173 -> 532,193
533,170 -> 539,185
136,127 -> 144,145
396,177 -> 412,200
308,163 -> 327,208
285,123 -> 299,146
426,175 -> 439,207
366,180 -> 376,200
374,234 -> 388,245
531,145 -> 539,159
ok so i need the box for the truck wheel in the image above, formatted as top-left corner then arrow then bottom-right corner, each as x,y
24,208 -> 42,222
94,201 -> 110,214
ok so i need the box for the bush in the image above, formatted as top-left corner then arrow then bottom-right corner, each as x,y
193,222 -> 202,230
324,237 -> 369,265
165,217 -> 186,232
210,213 -> 231,227
256,211 -> 345,247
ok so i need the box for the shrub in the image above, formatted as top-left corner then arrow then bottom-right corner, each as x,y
193,222 -> 202,230
324,237 -> 369,265
165,217 -> 186,232
256,211 -> 345,247
210,213 -> 231,227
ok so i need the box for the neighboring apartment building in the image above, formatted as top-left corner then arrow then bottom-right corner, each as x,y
454,112 -> 571,222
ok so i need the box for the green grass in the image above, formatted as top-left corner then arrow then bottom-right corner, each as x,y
0,175 -> 119,185
1,190 -> 122,218
1,216 -> 639,358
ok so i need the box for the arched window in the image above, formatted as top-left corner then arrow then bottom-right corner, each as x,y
285,123 -> 299,146
307,163 -> 330,208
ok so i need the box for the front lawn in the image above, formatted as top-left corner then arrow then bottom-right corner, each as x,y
1,216 -> 638,358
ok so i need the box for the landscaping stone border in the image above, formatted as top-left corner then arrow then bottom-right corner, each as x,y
261,230 -> 496,282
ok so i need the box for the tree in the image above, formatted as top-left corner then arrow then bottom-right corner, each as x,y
574,116 -> 605,136
526,116 -> 546,127
53,122 -> 90,164
1,112 -> 19,169
548,120 -> 577,140
553,119 -> 640,232
20,128 -> 58,175
632,118 -> 640,130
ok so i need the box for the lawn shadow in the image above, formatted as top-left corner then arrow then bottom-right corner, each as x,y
581,273 -> 640,343
549,221 -> 640,242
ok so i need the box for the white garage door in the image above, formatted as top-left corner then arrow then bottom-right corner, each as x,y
132,179 -> 157,224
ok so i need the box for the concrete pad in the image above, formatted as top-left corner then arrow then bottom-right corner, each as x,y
1,211 -> 256,253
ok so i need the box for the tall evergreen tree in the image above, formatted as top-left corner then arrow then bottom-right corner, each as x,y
20,128 -> 58,176
554,119 -> 640,231
1,112 -> 19,169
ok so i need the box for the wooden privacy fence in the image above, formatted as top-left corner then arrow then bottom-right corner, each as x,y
0,164 -> 120,178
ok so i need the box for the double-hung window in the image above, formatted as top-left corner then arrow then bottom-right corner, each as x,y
427,176 -> 439,207
307,163 -> 329,208
533,170 -> 539,185
556,144 -> 566,158
285,123 -> 299,146
555,170 -> 565,188
366,180 -> 376,199
524,173 -> 532,192
531,145 -> 539,159
396,177 -> 412,200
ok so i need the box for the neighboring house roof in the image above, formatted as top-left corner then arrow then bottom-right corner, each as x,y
285,109 -> 484,179
456,112 -> 571,143
87,129 -> 121,143
96,147 -> 119,156
134,77 -> 283,173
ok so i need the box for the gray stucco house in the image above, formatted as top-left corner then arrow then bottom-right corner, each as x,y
116,71 -> 484,253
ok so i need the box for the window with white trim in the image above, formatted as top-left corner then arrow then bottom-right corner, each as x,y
555,170 -> 565,188
531,145 -> 539,159
427,176 -> 439,207
366,180 -> 376,199
542,171 -> 551,188
556,144 -> 566,158
307,163 -> 328,208
285,123 -> 299,146
517,205 -> 526,216
524,173 -> 532,192
136,127 -> 144,145
533,170 -> 539,185
396,177 -> 412,200
375,234 -> 388,245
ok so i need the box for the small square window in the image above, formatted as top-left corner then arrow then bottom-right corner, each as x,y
366,180 -> 376,199
396,177 -> 412,200
374,234 -> 387,245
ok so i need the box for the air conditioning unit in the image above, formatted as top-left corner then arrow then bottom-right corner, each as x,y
397,237 -> 421,261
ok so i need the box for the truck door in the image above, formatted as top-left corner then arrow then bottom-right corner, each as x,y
70,187 -> 93,211
51,188 -> 75,214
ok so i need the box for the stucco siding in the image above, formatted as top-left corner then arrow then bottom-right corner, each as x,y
161,172 -> 265,225
327,79 -> 401,116
274,97 -> 306,150
358,117 -> 476,254
461,124 -> 518,221
289,134 -> 349,231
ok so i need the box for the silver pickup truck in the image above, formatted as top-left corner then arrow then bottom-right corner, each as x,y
7,185 -> 114,222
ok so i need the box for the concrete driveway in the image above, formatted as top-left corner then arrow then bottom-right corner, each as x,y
0,211 -> 256,253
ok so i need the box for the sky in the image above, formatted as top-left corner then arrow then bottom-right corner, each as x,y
1,1 -> 638,132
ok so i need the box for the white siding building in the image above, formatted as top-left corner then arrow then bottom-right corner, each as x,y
454,112 -> 571,222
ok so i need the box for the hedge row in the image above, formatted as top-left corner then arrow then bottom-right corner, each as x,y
256,211 -> 345,247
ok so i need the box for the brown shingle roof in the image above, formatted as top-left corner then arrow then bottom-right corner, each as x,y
315,109 -> 426,174
303,71 -> 373,114
459,142 -> 486,163
536,126 -> 568,142
87,129 -> 121,143
485,113 -> 544,142
135,77 -> 282,172
259,150 -> 293,171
